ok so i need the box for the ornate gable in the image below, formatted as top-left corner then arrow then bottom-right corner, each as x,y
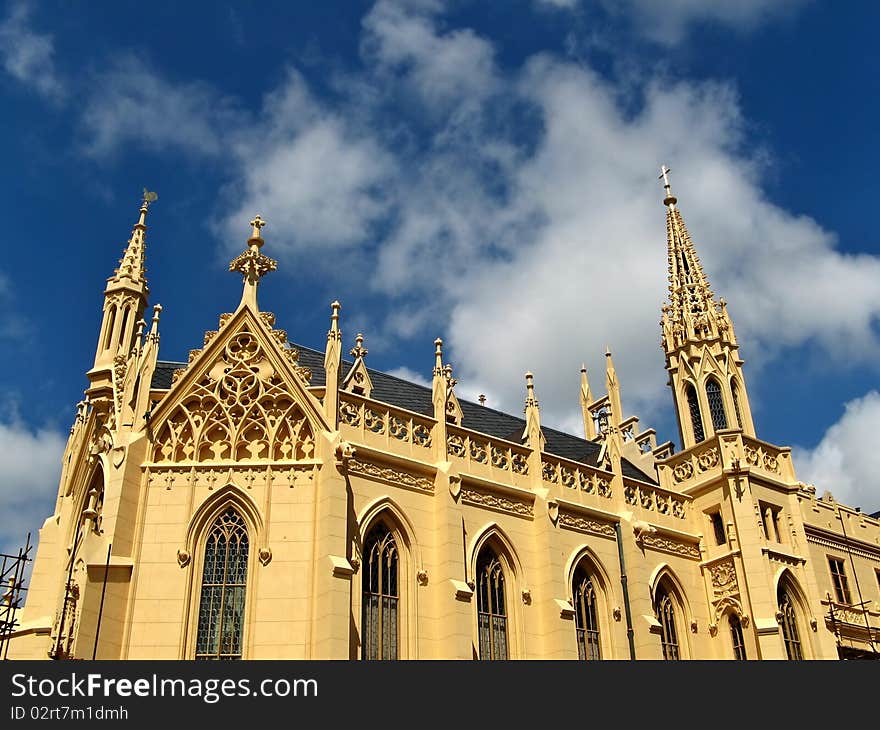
149,308 -> 326,464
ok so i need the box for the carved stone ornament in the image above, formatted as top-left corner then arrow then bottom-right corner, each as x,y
335,441 -> 357,465
709,623 -> 718,637
258,547 -> 272,566
612,607 -> 622,622
557,511 -> 616,538
460,487 -> 533,518
417,569 -> 429,586
152,325 -> 315,463
547,500 -> 559,524
639,533 -> 701,559
350,557 -> 360,573
347,459 -> 434,493
810,617 -> 817,631
177,549 -> 191,568
690,620 -> 698,633
633,520 -> 658,543
709,558 -> 738,598
521,589 -> 532,605
448,474 -> 461,499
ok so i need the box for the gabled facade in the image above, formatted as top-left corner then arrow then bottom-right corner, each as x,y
8,177 -> 880,660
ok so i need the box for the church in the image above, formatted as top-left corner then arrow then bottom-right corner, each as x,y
7,169 -> 880,660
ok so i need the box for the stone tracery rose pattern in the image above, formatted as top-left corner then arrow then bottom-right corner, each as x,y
153,325 -> 314,462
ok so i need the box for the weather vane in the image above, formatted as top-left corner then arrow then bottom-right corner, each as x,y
142,188 -> 158,206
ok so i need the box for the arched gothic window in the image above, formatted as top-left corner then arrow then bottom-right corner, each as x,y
729,614 -> 747,660
655,585 -> 680,660
477,546 -> 508,660
685,384 -> 705,443
706,379 -> 728,431
573,566 -> 601,660
731,380 -> 743,429
778,584 -> 803,660
195,507 -> 249,660
362,523 -> 399,660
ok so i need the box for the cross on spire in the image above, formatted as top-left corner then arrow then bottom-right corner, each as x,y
249,215 -> 266,241
229,214 -> 277,311
659,164 -> 677,208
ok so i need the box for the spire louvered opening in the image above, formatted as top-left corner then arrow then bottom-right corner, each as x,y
706,379 -> 727,432
685,384 -> 705,443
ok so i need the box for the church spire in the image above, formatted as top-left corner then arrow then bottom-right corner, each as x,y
111,189 -> 155,289
89,191 -> 156,394
657,166 -> 755,448
229,214 -> 277,311
659,166 -> 725,348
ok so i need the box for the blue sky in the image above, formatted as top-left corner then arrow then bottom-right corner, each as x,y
1,0 -> 879,554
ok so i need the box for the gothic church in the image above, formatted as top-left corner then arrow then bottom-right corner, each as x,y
8,170 -> 880,660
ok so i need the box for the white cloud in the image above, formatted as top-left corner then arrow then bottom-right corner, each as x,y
386,366 -> 431,388
362,0 -> 498,116
220,70 -> 395,255
71,2 -> 880,449
0,0 -> 64,102
0,416 -> 66,555
602,0 -> 808,45
80,57 -> 241,159
793,391 -> 880,512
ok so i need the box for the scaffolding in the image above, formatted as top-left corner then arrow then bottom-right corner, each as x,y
0,533 -> 33,660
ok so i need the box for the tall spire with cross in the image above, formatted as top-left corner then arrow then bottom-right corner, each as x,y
229,214 -> 278,311
88,190 -> 157,396
657,166 -> 755,448
659,166 -> 719,347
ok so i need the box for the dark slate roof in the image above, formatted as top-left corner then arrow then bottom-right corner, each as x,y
152,361 -> 187,390
151,342 -> 657,484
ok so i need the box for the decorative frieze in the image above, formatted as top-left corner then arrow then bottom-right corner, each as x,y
557,511 -> 615,538
460,487 -> 532,518
146,464 -> 316,490
347,458 -> 434,493
640,533 -> 700,559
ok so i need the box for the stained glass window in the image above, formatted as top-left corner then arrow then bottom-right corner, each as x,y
778,585 -> 803,660
573,567 -> 601,660
729,614 -> 746,660
362,523 -> 399,660
656,586 -> 680,660
477,547 -> 508,660
195,507 -> 249,660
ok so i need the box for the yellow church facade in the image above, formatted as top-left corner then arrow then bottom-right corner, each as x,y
7,172 -> 880,660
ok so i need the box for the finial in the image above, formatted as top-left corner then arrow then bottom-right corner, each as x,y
328,300 -> 341,337
229,215 -> 277,310
139,189 -> 157,225
478,394 -> 486,406
249,214 -> 266,246
659,165 -> 677,208
149,303 -> 162,343
443,363 -> 457,391
524,371 -> 539,409
350,333 -> 369,359
433,338 -> 443,375
605,345 -> 612,358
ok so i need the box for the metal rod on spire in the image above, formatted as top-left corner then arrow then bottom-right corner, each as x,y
659,165 -> 677,208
